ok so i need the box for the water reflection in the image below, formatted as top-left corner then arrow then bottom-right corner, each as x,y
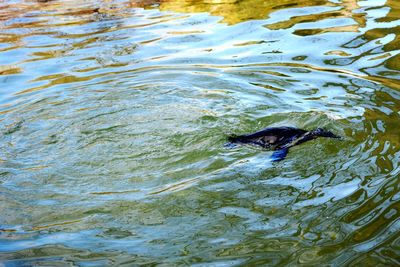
130,0 -> 364,27
0,0 -> 399,265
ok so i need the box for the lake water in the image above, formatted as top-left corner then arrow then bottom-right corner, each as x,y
0,0 -> 399,265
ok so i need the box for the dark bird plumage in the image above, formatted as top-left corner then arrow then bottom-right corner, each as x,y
227,126 -> 341,161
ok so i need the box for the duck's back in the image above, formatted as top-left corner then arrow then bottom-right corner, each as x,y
242,126 -> 306,139
228,126 -> 307,148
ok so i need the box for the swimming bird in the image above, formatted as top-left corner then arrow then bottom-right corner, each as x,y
227,126 -> 341,161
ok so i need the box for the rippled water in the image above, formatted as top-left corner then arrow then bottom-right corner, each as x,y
0,0 -> 399,265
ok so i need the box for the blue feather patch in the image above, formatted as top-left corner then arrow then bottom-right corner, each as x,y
270,148 -> 289,162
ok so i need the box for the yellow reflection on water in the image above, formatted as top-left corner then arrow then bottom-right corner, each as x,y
129,0 -> 364,27
132,0 -> 324,24
0,65 -> 22,75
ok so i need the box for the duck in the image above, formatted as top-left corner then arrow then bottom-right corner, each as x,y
227,126 -> 341,161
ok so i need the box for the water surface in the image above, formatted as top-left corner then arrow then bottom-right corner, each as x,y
0,0 -> 399,265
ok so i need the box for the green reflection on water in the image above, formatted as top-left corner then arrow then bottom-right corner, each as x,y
0,0 -> 399,266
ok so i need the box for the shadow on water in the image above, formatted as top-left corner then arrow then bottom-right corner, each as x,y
0,0 -> 399,265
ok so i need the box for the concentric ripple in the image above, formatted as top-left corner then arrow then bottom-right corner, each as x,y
0,0 -> 399,265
